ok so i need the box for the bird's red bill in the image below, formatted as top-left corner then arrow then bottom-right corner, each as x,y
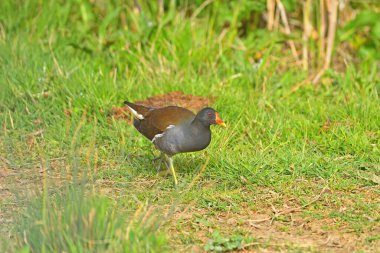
215,112 -> 226,127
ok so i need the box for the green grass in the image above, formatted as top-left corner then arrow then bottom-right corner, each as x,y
1,0 -> 379,252
13,185 -> 167,253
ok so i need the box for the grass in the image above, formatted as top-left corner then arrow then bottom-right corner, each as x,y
1,0 -> 379,252
13,185 -> 167,253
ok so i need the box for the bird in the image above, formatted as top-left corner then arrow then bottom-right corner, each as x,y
124,100 -> 226,185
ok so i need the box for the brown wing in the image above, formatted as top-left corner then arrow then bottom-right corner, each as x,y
137,106 -> 195,140
148,106 -> 195,131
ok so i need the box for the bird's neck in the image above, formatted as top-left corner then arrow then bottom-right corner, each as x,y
191,118 -> 210,130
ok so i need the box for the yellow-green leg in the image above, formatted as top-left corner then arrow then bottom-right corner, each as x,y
168,157 -> 178,186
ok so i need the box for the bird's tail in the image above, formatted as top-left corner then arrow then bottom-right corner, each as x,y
123,101 -> 150,120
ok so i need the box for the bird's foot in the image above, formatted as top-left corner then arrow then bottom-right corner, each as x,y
157,168 -> 171,177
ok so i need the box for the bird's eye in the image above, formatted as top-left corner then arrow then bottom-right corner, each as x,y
207,112 -> 212,117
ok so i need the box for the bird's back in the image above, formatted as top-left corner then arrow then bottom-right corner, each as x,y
124,101 -> 195,140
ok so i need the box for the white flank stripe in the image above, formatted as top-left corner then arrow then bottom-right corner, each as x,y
152,133 -> 164,143
152,125 -> 175,143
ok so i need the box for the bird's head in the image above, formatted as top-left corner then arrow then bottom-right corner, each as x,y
195,107 -> 226,127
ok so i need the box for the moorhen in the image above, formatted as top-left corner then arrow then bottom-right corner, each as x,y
124,101 -> 226,185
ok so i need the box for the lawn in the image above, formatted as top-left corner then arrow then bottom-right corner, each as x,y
0,1 -> 379,252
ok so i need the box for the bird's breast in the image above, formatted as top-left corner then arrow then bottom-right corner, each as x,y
152,124 -> 212,155
176,126 -> 211,153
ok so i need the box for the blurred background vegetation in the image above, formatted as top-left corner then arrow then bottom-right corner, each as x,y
2,0 -> 379,86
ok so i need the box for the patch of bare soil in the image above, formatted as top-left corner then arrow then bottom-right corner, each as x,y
164,186 -> 380,252
0,168 -> 14,203
111,91 -> 215,120
89,171 -> 380,252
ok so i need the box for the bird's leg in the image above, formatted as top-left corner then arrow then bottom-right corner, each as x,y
155,152 -> 165,172
157,153 -> 171,176
156,155 -> 178,186
168,156 -> 178,186
152,152 -> 163,162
